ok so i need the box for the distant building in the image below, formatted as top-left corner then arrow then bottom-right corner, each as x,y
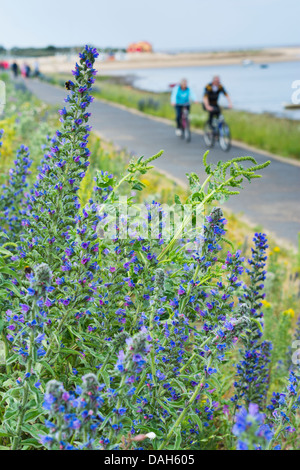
127,41 -> 153,53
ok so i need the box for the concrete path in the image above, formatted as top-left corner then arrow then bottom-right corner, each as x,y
24,79 -> 300,248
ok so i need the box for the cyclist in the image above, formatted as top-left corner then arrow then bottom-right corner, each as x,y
203,76 -> 232,129
171,78 -> 197,136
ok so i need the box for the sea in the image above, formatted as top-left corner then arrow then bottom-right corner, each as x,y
107,60 -> 300,120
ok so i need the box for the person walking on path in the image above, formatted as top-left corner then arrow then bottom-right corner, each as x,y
11,62 -> 20,78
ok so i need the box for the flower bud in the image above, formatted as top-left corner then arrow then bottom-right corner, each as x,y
34,263 -> 53,286
81,373 -> 99,394
154,268 -> 165,294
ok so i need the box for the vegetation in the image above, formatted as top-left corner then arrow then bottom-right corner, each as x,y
0,48 -> 299,451
0,46 -> 125,58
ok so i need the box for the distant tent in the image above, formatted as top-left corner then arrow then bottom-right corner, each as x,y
0,61 -> 9,70
127,41 -> 153,53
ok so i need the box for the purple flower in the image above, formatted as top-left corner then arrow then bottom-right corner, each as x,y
178,285 -> 186,295
20,304 -> 30,313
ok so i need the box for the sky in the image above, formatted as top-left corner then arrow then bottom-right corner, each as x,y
0,0 -> 299,51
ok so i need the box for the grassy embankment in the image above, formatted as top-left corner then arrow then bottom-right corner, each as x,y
46,73 -> 300,160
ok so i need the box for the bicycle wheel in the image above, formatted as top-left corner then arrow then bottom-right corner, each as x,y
180,113 -> 186,139
184,119 -> 191,142
219,122 -> 231,151
203,122 -> 214,147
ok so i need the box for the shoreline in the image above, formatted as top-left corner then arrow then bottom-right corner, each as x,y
18,46 -> 300,74
97,46 -> 300,72
96,72 -> 300,123
44,72 -> 300,123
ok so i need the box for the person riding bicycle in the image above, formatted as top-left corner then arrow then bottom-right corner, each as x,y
203,76 -> 232,129
171,79 -> 197,136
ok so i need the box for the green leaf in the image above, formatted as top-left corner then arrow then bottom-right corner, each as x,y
191,412 -> 203,433
173,426 -> 182,450
56,348 -> 82,356
24,409 -> 45,423
132,182 -> 145,191
99,369 -> 110,388
21,438 -> 43,449
5,353 -> 19,365
174,194 -> 182,205
0,247 -> 13,256
22,423 -> 47,440
0,267 -> 20,279
99,411 -> 114,430
3,407 -> 19,420
0,282 -> 20,297
39,360 -> 56,378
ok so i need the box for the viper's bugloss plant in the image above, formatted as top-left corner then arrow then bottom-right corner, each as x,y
0,139 -> 32,245
1,45 -> 297,451
6,262 -> 53,449
39,374 -> 105,449
286,314 -> 300,372
232,233 -> 272,409
232,403 -> 274,450
265,370 -> 300,449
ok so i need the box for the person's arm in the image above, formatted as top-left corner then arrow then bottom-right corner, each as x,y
203,88 -> 214,111
226,94 -> 233,108
189,89 -> 198,104
171,86 -> 178,106
222,86 -> 232,109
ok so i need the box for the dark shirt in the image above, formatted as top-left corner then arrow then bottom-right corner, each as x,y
203,83 -> 228,106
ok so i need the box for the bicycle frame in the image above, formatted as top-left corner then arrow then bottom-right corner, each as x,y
211,114 -> 224,135
204,112 -> 231,151
180,106 -> 189,129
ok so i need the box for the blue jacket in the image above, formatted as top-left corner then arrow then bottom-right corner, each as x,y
171,85 -> 197,105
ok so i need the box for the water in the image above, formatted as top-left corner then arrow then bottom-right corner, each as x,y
108,61 -> 300,120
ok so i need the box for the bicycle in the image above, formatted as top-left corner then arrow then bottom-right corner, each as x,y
203,113 -> 231,151
178,105 -> 191,142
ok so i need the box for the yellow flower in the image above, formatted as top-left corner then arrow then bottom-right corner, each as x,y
261,299 -> 271,308
273,246 -> 280,253
140,178 -> 150,187
283,308 -> 295,318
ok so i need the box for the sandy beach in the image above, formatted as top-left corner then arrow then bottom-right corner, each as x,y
98,46 -> 300,72
17,46 -> 300,74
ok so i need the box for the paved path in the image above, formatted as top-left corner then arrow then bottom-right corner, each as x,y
24,79 -> 300,247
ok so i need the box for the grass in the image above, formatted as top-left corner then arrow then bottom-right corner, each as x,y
45,73 -> 300,160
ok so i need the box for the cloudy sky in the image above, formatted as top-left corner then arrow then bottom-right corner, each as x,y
0,0 -> 299,51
